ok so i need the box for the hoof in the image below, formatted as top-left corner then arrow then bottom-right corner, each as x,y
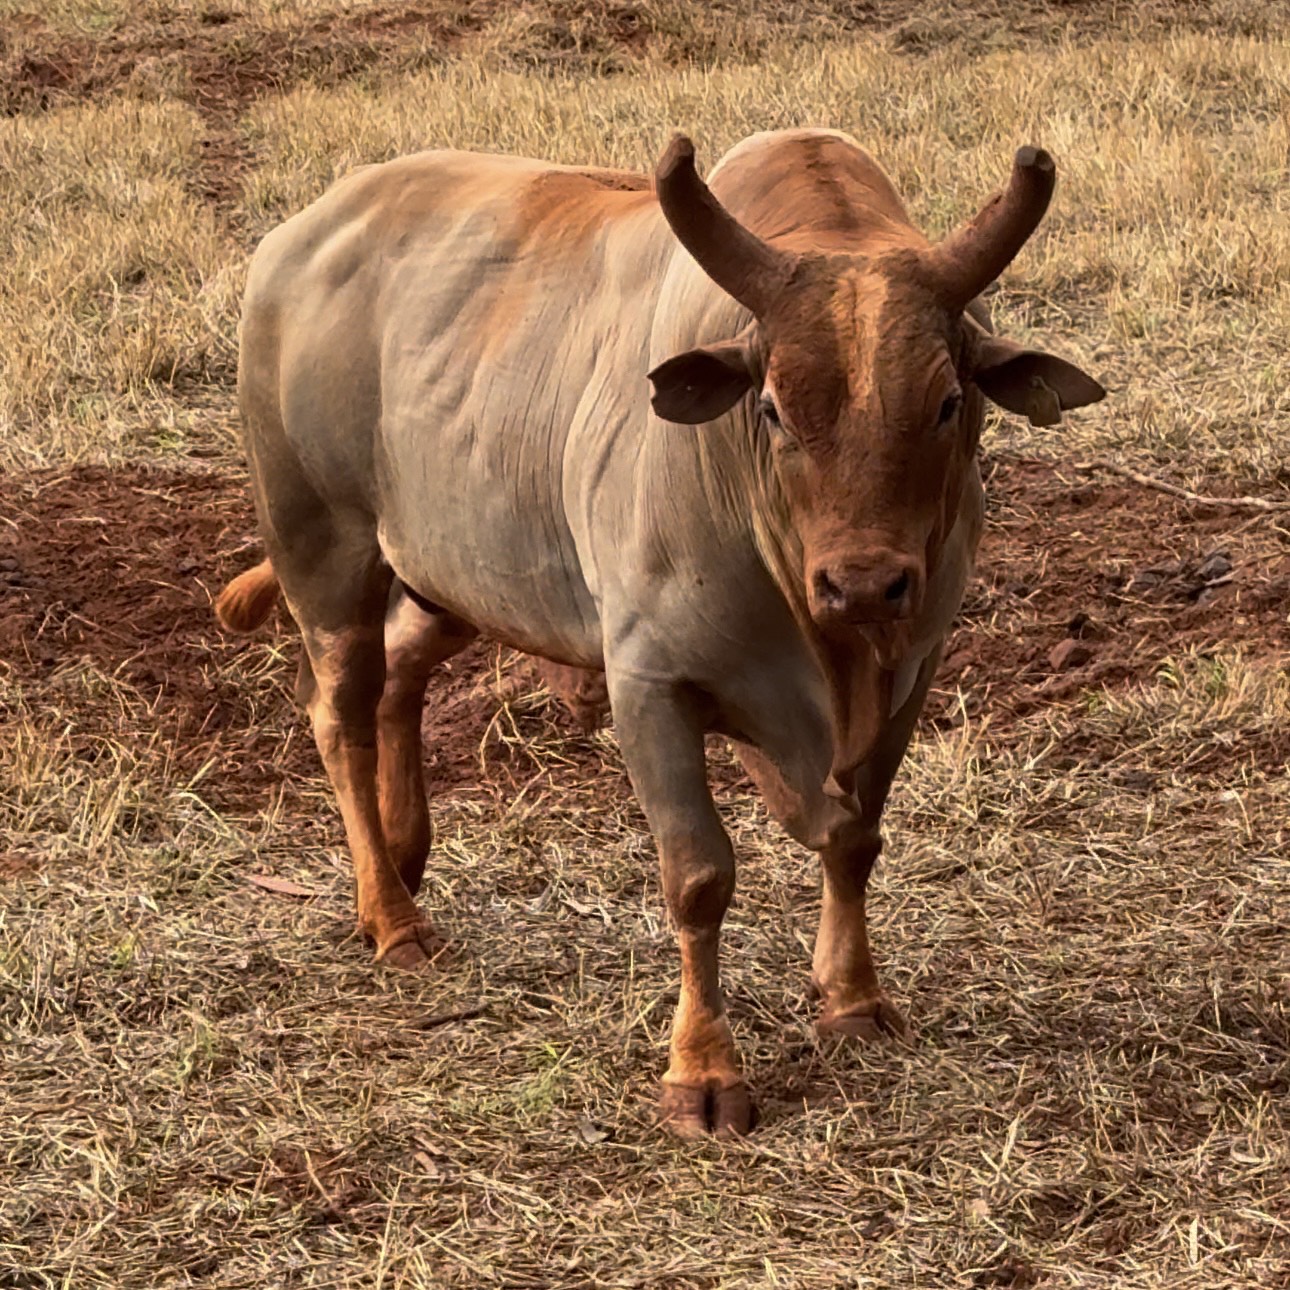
375,922 -> 449,973
659,1079 -> 754,1140
817,996 -> 909,1044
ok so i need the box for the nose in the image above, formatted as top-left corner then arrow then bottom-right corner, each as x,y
809,552 -> 923,626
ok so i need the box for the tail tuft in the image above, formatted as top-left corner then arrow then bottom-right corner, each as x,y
215,559 -> 280,633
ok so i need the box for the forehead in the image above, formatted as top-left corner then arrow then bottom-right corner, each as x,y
766,264 -> 959,429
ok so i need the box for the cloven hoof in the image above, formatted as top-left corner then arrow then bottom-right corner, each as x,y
659,1079 -> 755,1139
816,996 -> 911,1044
376,922 -> 451,972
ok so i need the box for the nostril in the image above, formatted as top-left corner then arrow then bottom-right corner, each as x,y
813,569 -> 846,609
884,571 -> 910,603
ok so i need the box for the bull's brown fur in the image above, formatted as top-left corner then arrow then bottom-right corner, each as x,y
219,129 -> 1104,1137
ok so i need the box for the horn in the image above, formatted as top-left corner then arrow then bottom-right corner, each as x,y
928,146 -> 1057,308
654,134 -> 795,317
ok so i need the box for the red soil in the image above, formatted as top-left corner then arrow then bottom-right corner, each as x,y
1,458 -> 1285,818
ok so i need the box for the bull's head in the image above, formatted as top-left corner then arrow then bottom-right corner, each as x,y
648,135 -> 1104,658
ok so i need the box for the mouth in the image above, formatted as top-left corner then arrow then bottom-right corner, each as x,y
811,604 -> 914,633
811,615 -> 912,670
857,622 -> 910,670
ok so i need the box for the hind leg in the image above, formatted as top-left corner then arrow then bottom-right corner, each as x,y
377,589 -> 476,896
283,577 -> 467,959
303,614 -> 442,970
273,536 -> 440,970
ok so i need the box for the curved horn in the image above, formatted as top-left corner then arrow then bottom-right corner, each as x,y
928,146 -> 1056,308
654,134 -> 795,317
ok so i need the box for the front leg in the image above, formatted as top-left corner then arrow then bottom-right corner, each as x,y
736,742 -> 906,1040
609,671 -> 752,1139
813,647 -> 942,1041
813,820 -> 907,1040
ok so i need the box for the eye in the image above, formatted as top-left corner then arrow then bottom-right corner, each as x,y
758,395 -> 781,427
937,391 -> 962,426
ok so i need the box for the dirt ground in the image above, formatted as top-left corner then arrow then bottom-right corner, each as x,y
2,456 -> 1286,812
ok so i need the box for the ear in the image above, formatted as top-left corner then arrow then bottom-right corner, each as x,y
648,334 -> 757,426
972,334 -> 1106,428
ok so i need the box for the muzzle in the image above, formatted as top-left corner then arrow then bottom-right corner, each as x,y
807,549 -> 925,630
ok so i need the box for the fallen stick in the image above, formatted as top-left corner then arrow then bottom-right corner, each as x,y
1075,460 -> 1290,512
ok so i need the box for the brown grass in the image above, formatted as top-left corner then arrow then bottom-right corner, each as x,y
3,7 -> 1289,484
1,1 -> 1288,1286
2,645 -> 1287,1286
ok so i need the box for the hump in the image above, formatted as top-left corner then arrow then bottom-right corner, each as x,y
712,128 -> 868,172
706,129 -> 914,246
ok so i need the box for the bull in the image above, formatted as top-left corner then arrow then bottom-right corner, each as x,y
217,129 -> 1104,1136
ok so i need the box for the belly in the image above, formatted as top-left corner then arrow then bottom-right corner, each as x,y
381,531 -> 602,667
374,426 -> 603,667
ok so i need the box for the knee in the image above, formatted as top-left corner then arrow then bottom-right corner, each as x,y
822,819 -> 882,892
309,705 -> 368,762
308,675 -> 382,753
827,818 -> 882,859
661,833 -> 735,929
308,632 -> 385,737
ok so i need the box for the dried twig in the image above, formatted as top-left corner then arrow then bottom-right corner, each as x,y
1075,460 -> 1290,512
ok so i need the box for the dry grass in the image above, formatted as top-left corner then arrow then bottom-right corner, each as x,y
2,648 -> 1287,1286
2,2 -> 1289,1286
2,16 -> 1288,483
0,99 -> 240,468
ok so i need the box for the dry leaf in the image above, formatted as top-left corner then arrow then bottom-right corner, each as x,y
414,1151 -> 446,1179
576,1117 -> 609,1145
245,873 -> 319,898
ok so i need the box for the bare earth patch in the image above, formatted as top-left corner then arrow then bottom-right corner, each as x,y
1,4 -> 482,119
1,457 -> 1285,815
936,456 -> 1290,744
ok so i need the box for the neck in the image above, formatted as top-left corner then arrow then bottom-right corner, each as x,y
692,403 -> 811,629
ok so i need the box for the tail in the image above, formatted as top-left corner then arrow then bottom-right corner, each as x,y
215,558 -> 280,633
